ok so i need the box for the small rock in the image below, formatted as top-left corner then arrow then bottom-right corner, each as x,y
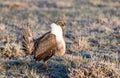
82,53 -> 91,58
0,23 -> 6,31
0,47 -> 5,51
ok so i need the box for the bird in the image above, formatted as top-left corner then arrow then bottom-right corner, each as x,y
22,20 -> 66,69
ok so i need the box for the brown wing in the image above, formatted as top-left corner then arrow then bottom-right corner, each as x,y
34,33 -> 57,60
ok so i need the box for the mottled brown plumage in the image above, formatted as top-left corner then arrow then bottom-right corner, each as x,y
22,20 -> 66,69
34,34 -> 57,61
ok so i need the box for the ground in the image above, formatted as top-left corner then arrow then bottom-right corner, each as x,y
0,0 -> 120,78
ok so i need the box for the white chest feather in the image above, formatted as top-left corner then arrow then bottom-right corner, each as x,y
51,23 -> 63,41
50,23 -> 66,56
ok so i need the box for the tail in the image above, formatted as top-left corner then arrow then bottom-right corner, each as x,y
22,25 -> 34,55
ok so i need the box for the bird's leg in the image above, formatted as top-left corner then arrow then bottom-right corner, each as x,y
43,59 -> 52,71
43,60 -> 49,70
43,51 -> 54,71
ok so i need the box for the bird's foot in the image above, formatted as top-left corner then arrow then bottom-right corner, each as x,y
45,66 -> 52,72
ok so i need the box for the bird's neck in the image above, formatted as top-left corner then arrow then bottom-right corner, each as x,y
50,23 -> 64,40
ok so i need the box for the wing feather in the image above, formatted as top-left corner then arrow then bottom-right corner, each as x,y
34,33 -> 57,59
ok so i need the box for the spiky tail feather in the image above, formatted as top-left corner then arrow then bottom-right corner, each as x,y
22,25 -> 34,55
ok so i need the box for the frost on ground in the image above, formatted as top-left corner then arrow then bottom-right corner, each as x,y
0,57 -> 119,78
0,0 -> 120,78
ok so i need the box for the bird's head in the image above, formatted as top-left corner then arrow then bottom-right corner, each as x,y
56,20 -> 66,27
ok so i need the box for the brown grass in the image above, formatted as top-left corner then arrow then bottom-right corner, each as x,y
69,62 -> 120,78
69,36 -> 89,52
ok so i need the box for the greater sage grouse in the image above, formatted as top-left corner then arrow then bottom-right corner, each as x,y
22,20 -> 66,69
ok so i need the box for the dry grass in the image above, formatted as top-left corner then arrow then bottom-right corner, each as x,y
69,62 -> 120,78
0,2 -> 28,11
0,40 -> 24,58
69,36 -> 89,52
